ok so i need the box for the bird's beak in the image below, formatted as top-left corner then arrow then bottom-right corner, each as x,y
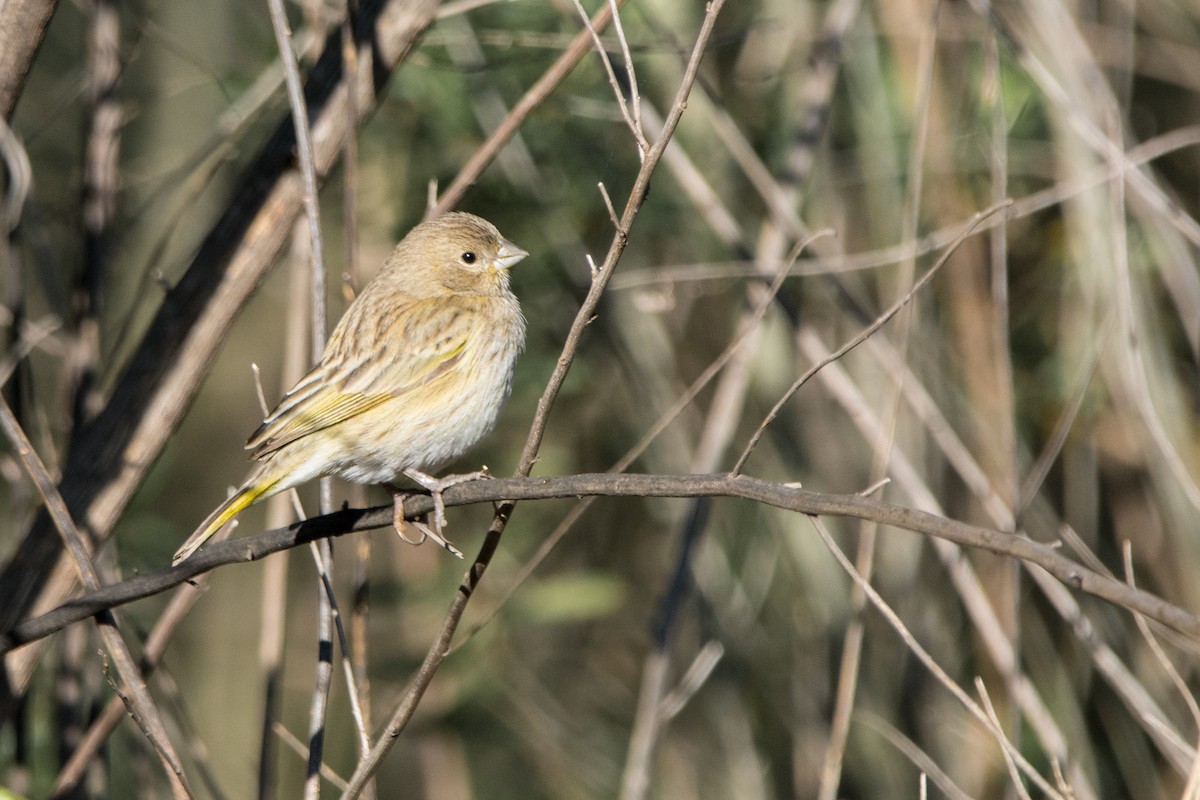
494,237 -> 528,270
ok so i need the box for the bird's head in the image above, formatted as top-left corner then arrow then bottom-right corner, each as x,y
389,212 -> 527,297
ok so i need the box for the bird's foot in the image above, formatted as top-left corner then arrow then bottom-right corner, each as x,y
403,467 -> 491,532
386,468 -> 491,558
387,487 -> 464,559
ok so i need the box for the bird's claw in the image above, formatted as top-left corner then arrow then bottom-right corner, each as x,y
387,468 -> 492,559
390,490 -> 464,559
402,467 -> 492,533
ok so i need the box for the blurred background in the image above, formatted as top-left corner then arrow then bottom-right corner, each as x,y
4,0 -> 1200,797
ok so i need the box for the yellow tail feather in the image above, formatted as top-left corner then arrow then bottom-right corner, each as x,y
173,480 -> 275,566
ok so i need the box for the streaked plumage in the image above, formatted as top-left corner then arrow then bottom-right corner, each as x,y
174,212 -> 527,565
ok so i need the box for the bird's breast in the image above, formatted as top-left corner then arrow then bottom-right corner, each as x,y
327,295 -> 524,484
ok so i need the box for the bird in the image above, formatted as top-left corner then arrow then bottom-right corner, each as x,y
173,211 -> 527,566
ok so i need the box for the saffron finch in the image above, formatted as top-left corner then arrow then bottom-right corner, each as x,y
174,212 -> 527,565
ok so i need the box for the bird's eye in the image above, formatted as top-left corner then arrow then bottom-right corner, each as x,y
461,252 -> 477,264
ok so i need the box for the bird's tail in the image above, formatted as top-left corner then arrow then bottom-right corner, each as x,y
173,477 -> 278,566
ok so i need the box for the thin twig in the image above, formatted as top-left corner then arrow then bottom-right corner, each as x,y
567,0 -> 648,155
619,651 -> 669,800
0,396 -> 193,798
0,315 -> 61,387
266,0 -> 327,352
0,101 -> 32,232
340,1 -> 374,792
304,559 -> 336,800
264,1 -> 337,793
50,577 -> 210,797
273,722 -> 350,791
976,678 -> 1035,800
1121,542 -> 1200,798
1018,312 -> 1113,514
308,543 -> 372,755
430,0 -> 627,216
598,182 -> 619,229
606,0 -> 642,142
656,641 -> 724,722
855,710 -> 974,800
443,14 -> 543,197
256,218 -> 313,800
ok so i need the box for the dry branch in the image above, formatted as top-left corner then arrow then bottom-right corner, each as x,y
0,0 -> 58,118
0,396 -> 192,796
5,472 -> 1199,652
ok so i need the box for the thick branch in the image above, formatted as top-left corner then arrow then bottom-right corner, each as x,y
0,0 -> 59,118
5,472 -> 1198,652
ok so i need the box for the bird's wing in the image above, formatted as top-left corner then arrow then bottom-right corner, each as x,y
245,296 -> 476,460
